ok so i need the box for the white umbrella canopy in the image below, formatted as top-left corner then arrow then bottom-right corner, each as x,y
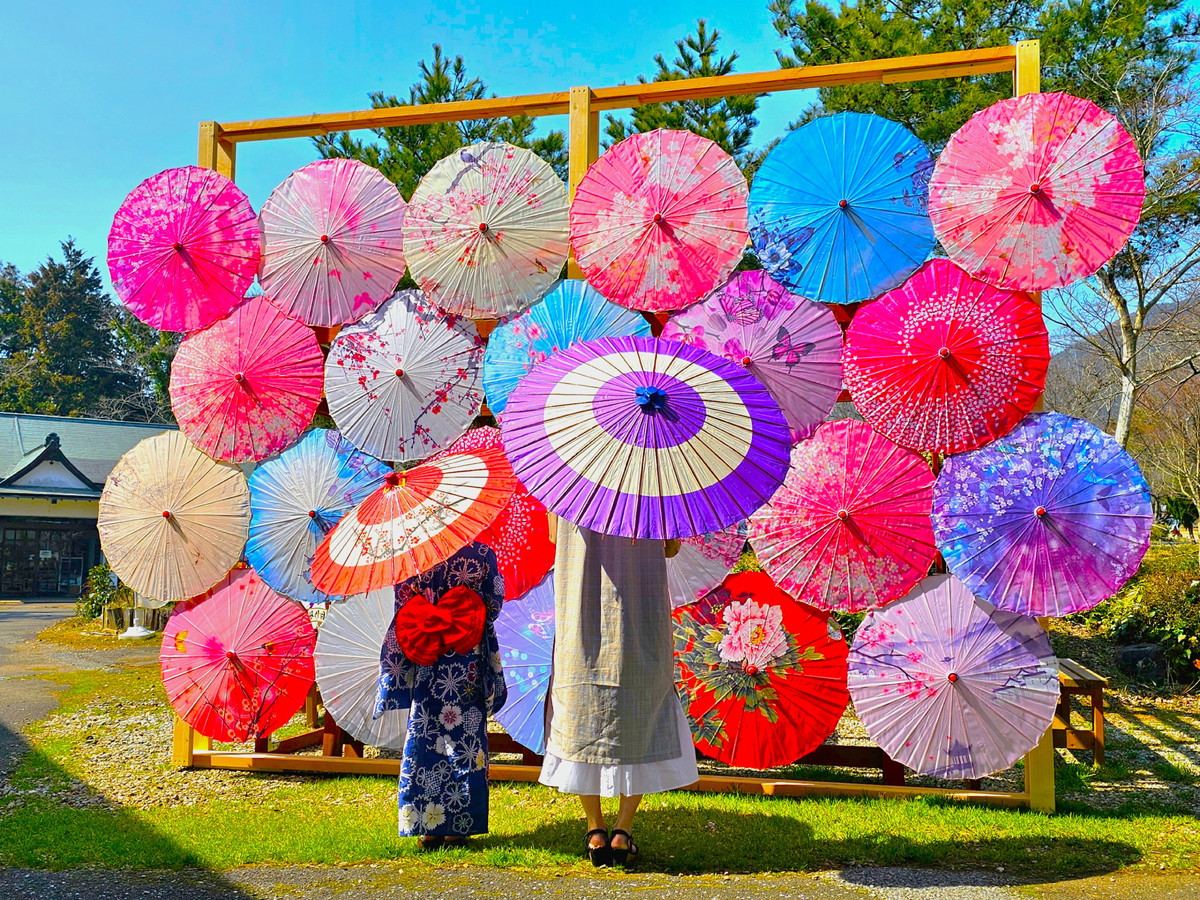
98,431 -> 250,602
314,588 -> 408,750
325,289 -> 484,463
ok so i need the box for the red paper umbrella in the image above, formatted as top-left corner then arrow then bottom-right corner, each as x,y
309,446 -> 516,596
160,568 -> 316,743
432,427 -> 554,600
673,571 -> 849,769
108,166 -> 260,333
170,297 -> 324,463
843,259 -> 1050,453
749,420 -> 937,613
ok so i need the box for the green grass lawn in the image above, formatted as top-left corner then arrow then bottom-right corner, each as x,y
2,666 -> 1199,878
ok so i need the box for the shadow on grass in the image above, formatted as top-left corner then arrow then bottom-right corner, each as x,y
488,800 -> 1143,878
0,720 -> 256,899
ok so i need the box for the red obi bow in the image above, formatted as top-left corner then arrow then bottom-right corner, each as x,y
393,586 -> 486,666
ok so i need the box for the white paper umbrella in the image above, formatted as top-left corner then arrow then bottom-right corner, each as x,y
667,521 -> 748,608
325,289 -> 484,462
403,142 -> 569,318
314,588 -> 408,750
99,431 -> 250,602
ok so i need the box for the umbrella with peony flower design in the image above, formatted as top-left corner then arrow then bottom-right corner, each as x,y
673,571 -> 849,769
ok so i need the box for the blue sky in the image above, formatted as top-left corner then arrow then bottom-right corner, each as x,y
0,1 -> 807,281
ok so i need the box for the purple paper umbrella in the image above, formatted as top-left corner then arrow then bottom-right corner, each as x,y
849,574 -> 1059,780
493,571 -> 555,754
662,270 -> 843,443
933,411 -> 1152,617
501,335 -> 791,539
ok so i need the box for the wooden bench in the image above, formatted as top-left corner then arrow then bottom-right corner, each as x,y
1053,658 -> 1108,766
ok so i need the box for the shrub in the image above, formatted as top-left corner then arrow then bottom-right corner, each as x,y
1080,545 -> 1200,682
76,563 -> 131,620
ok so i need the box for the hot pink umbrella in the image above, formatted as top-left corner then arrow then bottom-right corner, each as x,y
259,158 -> 408,327
662,270 -> 843,443
749,419 -> 937,613
929,92 -> 1145,292
843,259 -> 1050,454
570,129 -> 749,313
161,567 -> 317,743
170,296 -> 324,463
108,166 -> 260,332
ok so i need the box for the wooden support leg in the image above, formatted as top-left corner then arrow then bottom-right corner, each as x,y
1090,687 -> 1105,767
1054,689 -> 1072,731
171,715 -> 210,768
1023,726 -> 1056,813
254,737 -> 270,754
881,753 -> 906,786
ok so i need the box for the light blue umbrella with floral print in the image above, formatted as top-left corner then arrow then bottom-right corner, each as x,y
748,112 -> 935,305
482,279 -> 651,416
493,571 -> 554,753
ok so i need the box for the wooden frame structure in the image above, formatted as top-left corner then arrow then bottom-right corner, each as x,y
176,40 -> 1057,813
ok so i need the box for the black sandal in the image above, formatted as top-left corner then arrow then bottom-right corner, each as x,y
609,829 -> 638,866
584,828 -> 611,867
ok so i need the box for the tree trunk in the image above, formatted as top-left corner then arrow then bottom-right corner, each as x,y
1114,371 -> 1137,447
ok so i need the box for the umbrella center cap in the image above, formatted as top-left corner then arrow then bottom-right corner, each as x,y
319,234 -> 329,243
172,242 -> 184,252
1029,182 -> 1042,194
394,368 -> 404,378
741,356 -> 753,367
478,222 -> 489,233
635,386 -> 669,411
234,372 -> 246,384
938,346 -> 951,359
652,213 -> 665,225
838,199 -> 848,209
744,664 -> 759,675
947,672 -> 959,683
836,508 -> 850,521
162,510 -> 172,519
1035,506 -> 1048,517
308,510 -> 318,519
385,472 -> 404,488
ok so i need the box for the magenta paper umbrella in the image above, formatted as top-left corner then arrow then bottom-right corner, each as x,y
403,142 -> 569,318
108,166 -> 260,332
662,270 -> 843,443
325,290 -> 483,462
930,92 -> 1145,292
170,297 -> 324,463
259,158 -> 407,327
843,259 -> 1050,454
501,335 -> 791,539
667,520 -> 749,609
161,568 -> 317,743
848,575 -> 1059,780
570,129 -> 749,313
749,419 -> 938,613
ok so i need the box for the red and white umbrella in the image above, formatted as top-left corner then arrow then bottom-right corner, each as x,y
309,446 -> 516,597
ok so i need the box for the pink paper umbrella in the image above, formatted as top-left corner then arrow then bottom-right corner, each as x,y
930,92 -> 1145,292
259,158 -> 408,327
570,129 -> 749,313
749,419 -> 937,613
667,520 -> 749,609
170,297 -> 324,462
843,259 -> 1050,453
848,575 -> 1059,780
161,567 -> 317,743
108,166 -> 260,332
663,270 -> 843,443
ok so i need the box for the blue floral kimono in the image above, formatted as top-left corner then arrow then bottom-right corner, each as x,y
375,543 -> 507,837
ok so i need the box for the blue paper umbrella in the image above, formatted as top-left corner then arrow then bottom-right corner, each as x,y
748,112 -> 935,305
482,279 -> 651,415
493,571 -> 555,754
246,429 -> 391,604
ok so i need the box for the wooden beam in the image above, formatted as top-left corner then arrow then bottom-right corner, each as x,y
212,46 -> 1021,144
1014,40 -> 1041,97
197,121 -> 236,178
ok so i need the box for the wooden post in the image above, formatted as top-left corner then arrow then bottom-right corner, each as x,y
198,120 -> 236,178
566,86 -> 599,278
171,715 -> 210,767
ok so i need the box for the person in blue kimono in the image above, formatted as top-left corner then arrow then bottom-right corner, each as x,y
374,542 -> 507,849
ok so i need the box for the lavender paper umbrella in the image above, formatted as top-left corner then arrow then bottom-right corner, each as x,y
848,575 -> 1059,780
500,335 -> 791,539
932,412 -> 1152,617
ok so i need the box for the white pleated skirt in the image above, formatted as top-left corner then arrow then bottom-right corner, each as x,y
538,699 -> 699,797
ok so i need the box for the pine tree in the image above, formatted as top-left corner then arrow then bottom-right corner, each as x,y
604,20 -> 760,165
